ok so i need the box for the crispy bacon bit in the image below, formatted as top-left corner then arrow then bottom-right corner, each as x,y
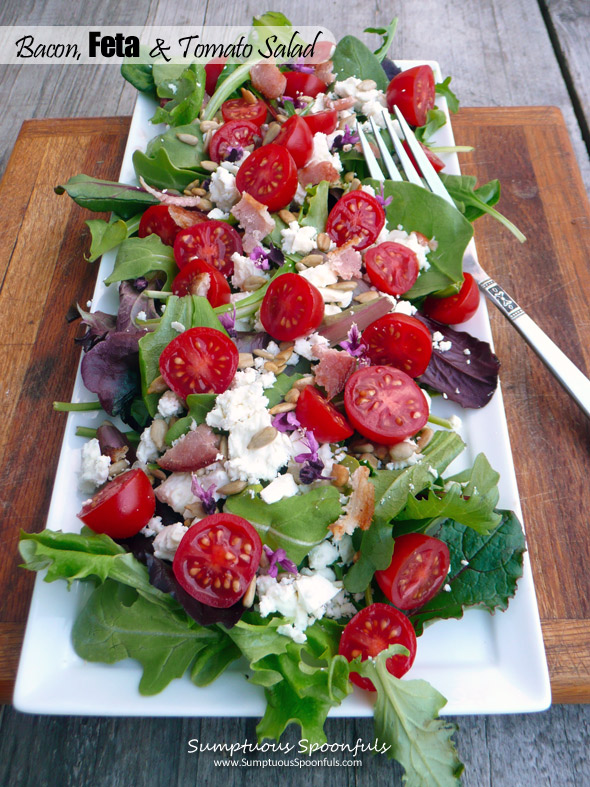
299,160 -> 340,187
168,206 -> 208,228
231,192 -> 276,253
327,96 -> 356,112
330,466 -> 375,540
138,177 -> 203,208
250,63 -> 287,99
312,344 -> 356,399
314,60 -> 335,85
157,425 -> 220,472
327,240 -> 362,279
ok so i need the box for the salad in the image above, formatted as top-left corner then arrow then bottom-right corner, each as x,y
19,13 -> 529,786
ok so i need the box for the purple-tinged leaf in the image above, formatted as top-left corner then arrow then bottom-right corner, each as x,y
81,332 -> 140,417
116,280 -> 159,334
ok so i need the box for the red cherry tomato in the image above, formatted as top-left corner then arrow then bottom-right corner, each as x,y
365,241 -> 420,296
296,386 -> 354,443
375,533 -> 451,611
138,205 -> 201,247
422,273 -> 480,324
173,514 -> 262,608
209,119 -> 261,164
171,259 -> 231,307
221,97 -> 268,127
205,60 -> 226,95
284,71 -> 327,99
339,603 -> 417,691
273,115 -> 314,168
344,365 -> 429,444
326,191 -> 385,250
362,314 -> 432,377
78,468 -> 155,539
159,327 -> 239,398
173,220 -> 243,276
235,144 -> 298,212
402,139 -> 444,174
302,109 -> 338,135
260,273 -> 324,341
386,65 -> 435,127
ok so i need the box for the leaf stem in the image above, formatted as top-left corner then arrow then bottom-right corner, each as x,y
365,585 -> 374,607
53,401 -> 102,412
75,426 -> 141,444
428,414 -> 453,429
144,290 -> 172,299
429,145 -> 474,153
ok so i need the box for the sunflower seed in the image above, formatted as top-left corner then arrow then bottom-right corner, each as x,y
316,232 -> 332,251
196,197 -> 213,211
200,160 -> 218,172
300,253 -> 325,267
264,361 -> 280,373
359,452 -> 379,468
253,348 -> 276,359
389,442 -> 416,461
150,419 -> 168,452
217,480 -> 248,496
238,352 -> 254,369
416,427 -> 434,451
278,209 -> 297,224
330,280 -> 358,291
269,402 -> 297,415
350,178 -> 362,190
292,375 -> 314,390
108,459 -> 129,478
247,426 -> 278,450
242,575 -> 257,607
276,346 -> 294,362
295,262 -> 307,271
343,171 -> 355,183
242,275 -> 267,291
284,388 -> 300,404
331,464 -> 350,488
200,120 -> 221,132
147,375 -> 169,394
241,88 -> 257,105
263,122 -> 281,145
176,132 -> 201,146
354,291 -> 380,303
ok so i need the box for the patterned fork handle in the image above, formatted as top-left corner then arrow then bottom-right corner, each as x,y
463,252 -> 590,418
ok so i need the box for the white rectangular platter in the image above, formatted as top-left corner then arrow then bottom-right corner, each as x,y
13,60 -> 551,717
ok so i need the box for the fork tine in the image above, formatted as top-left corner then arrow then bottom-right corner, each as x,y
392,105 -> 456,207
368,118 -> 403,182
381,111 -> 422,188
356,124 -> 385,181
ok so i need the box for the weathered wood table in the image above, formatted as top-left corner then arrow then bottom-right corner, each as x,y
1,1 -> 590,785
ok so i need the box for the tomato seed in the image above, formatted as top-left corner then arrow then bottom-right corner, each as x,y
243,543 -> 252,554
213,578 -> 221,588
232,580 -> 240,592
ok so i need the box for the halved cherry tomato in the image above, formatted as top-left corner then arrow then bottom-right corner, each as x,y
326,191 -> 385,250
138,205 -> 202,247
235,144 -> 298,212
422,273 -> 480,324
78,468 -> 155,539
344,365 -> 429,444
362,314 -> 432,377
296,386 -> 354,443
386,65 -> 435,127
375,533 -> 450,611
339,603 -> 417,691
173,514 -> 262,608
259,272 -> 324,341
221,97 -> 268,127
171,259 -> 231,307
209,119 -> 261,164
273,115 -> 314,168
402,139 -> 444,174
365,241 -> 420,296
159,327 -> 239,398
284,71 -> 327,98
205,60 -> 226,95
173,220 -> 243,276
302,109 -> 338,136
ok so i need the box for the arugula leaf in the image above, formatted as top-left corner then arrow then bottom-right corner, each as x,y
415,108 -> 447,143
165,393 -> 217,445
360,646 -> 463,786
364,180 -> 473,298
133,147 -> 201,192
410,510 -> 526,635
344,431 -> 465,593
72,580 -> 222,695
145,124 -> 205,171
104,234 -> 178,290
121,59 -> 157,98
440,173 -> 526,242
190,633 -> 242,687
225,486 -> 342,564
85,214 -> 141,262
298,180 -> 329,233
265,372 -> 304,408
54,175 -> 157,220
253,11 -> 293,26
332,35 -> 389,91
364,17 -> 398,62
435,77 -> 459,113
150,63 -> 206,126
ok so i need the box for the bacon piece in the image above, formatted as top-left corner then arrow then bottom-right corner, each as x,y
327,240 -> 362,279
231,192 -> 275,253
157,425 -> 220,472
330,466 -> 375,540
168,206 -> 208,228
250,63 -> 287,99
139,177 -> 202,208
299,160 -> 340,187
312,344 -> 356,399
314,60 -> 335,85
327,96 -> 356,112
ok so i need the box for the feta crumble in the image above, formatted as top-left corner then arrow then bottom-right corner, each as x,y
260,472 -> 299,504
136,426 -> 160,464
157,390 -> 184,419
171,321 -> 185,333
209,166 -> 240,212
153,523 -> 188,561
280,221 -> 318,255
78,438 -> 110,493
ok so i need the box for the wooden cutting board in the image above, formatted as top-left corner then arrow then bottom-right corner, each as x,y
1,108 -> 589,705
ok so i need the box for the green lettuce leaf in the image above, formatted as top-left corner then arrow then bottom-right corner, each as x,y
151,62 -> 206,126
54,174 -> 157,219
85,214 -> 141,262
415,108 -> 447,143
435,77 -> 459,113
364,17 -> 398,62
104,234 -> 177,289
364,180 -> 473,298
299,180 -> 329,233
409,510 -> 526,635
133,147 -> 201,192
359,646 -> 463,786
224,485 -> 343,564
164,393 -> 217,445
121,58 -> 157,98
265,372 -> 304,408
145,123 -> 205,170
332,35 -> 389,91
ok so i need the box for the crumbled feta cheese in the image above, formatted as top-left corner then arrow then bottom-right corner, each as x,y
386,451 -> 424,471
463,348 -> 471,356
292,182 -> 308,206
153,523 -> 188,561
432,331 -> 452,352
393,299 -> 418,316
443,583 -> 452,592
361,97 -> 388,127
260,472 -> 299,504
333,76 -> 387,112
325,589 -> 358,619
220,149 -> 250,176
293,331 -> 329,360
460,559 -> 469,566
324,304 -> 342,316
280,221 -> 318,255
171,321 -> 185,333
136,426 -> 160,464
231,252 -> 270,290
140,515 -> 165,537
308,540 -> 339,571
299,261 -> 337,288
307,132 -> 342,173
136,310 -> 147,322
157,390 -> 184,419
78,438 -> 110,493
448,414 -> 462,431
337,534 -> 355,565
361,184 -> 376,197
310,92 -> 329,113
154,472 -> 199,516
207,207 -> 230,221
209,166 -> 240,212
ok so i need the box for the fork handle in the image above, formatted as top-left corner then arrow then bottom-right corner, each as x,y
478,277 -> 590,418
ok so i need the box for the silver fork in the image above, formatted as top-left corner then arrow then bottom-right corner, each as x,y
356,108 -> 590,419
